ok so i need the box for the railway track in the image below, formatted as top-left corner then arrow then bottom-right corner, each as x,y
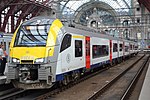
33,66 -> 108,100
87,54 -> 149,100
122,53 -> 150,100
0,88 -> 19,97
0,83 -> 14,92
0,83 -> 24,100
34,54 -> 144,100
0,89 -> 27,100
0,54 -> 145,100
0,63 -> 108,100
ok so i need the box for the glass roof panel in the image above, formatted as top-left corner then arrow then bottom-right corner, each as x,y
60,0 -> 132,26
60,0 -> 132,15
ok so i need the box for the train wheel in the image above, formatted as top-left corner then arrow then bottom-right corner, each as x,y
72,72 -> 81,81
62,75 -> 70,85
110,62 -> 113,67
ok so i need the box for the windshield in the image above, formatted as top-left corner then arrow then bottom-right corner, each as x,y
14,24 -> 50,47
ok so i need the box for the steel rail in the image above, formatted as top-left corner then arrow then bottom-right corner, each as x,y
0,65 -> 108,100
34,67 -> 109,100
1,55 -> 143,100
0,89 -> 27,100
87,54 -> 145,100
0,88 -> 19,97
121,54 -> 150,100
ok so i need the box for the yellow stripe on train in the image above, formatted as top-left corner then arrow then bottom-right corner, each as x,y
73,35 -> 85,39
46,19 -> 63,56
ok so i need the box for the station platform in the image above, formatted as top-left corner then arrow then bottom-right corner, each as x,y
139,62 -> 150,100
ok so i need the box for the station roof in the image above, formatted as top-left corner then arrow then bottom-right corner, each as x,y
0,0 -> 51,33
60,0 -> 133,26
1,0 -> 149,34
60,0 -> 132,15
138,0 -> 150,12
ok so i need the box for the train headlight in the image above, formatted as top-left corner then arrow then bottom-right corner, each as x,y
12,58 -> 20,63
35,58 -> 44,63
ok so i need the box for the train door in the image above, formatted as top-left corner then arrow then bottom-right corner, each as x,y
110,40 -> 112,62
86,36 -> 90,69
73,38 -> 84,69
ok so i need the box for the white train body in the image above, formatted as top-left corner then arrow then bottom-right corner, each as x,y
55,26 -> 138,83
7,18 -> 138,89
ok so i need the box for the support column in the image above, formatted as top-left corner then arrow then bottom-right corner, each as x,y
11,15 -> 14,33
0,13 -> 1,28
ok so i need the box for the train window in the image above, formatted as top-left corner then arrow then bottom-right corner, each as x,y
130,45 -> 132,50
135,46 -> 138,50
113,43 -> 118,52
92,45 -> 109,58
60,34 -> 72,52
119,44 -> 123,51
14,24 -> 49,47
75,40 -> 82,57
125,46 -> 129,52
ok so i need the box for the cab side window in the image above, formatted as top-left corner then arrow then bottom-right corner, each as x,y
75,40 -> 82,57
60,34 -> 72,52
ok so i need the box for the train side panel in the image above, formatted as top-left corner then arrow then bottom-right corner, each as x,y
56,33 -> 86,81
57,34 -> 85,74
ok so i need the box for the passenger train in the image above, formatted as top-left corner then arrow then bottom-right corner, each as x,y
7,16 -> 139,89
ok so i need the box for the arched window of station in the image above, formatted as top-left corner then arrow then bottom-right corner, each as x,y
135,4 -> 140,12
91,20 -> 97,28
136,18 -> 140,24
122,20 -> 130,26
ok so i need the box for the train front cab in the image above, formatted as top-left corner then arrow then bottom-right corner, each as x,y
7,18 -> 65,89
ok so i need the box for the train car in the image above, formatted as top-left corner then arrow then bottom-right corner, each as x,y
0,33 -> 12,55
7,17 -> 138,89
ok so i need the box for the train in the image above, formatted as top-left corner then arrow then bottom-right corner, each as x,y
7,16 -> 139,89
